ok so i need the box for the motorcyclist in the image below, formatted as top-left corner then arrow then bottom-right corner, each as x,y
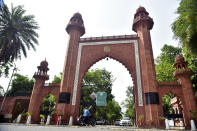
83,107 -> 90,123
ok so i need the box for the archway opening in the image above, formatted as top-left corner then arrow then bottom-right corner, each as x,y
79,57 -> 135,125
12,99 -> 30,122
162,93 -> 184,127
40,94 -> 56,119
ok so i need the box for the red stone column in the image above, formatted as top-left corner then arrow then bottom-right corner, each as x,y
28,79 -> 45,123
174,55 -> 197,128
56,13 -> 85,124
180,77 -> 197,127
28,60 -> 49,123
132,7 -> 160,126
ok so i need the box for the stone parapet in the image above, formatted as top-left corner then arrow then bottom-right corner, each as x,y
43,83 -> 60,87
173,68 -> 193,78
158,81 -> 181,87
80,34 -> 138,42
33,72 -> 49,80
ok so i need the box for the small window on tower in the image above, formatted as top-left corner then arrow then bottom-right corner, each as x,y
73,18 -> 77,22
182,64 -> 185,69
178,65 -> 181,69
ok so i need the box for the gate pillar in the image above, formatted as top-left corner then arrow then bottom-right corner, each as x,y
28,60 -> 49,123
133,7 -> 160,126
56,13 -> 85,124
174,55 -> 197,128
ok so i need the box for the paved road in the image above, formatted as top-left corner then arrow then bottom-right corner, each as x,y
0,124 -> 187,131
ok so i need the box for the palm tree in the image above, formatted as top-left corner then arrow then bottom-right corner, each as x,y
0,4 -> 39,63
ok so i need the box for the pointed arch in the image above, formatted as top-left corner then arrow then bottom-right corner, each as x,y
71,38 -> 144,115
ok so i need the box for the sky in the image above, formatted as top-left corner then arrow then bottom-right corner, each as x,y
0,0 -> 181,109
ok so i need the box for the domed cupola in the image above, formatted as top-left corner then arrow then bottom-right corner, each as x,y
173,55 -> 193,78
174,55 -> 185,64
135,6 -> 149,16
72,13 -> 83,20
38,59 -> 49,72
174,55 -> 187,69
66,12 -> 85,36
33,59 -> 49,80
132,6 -> 154,32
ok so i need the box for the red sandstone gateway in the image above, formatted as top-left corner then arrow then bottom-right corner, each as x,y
0,7 -> 196,129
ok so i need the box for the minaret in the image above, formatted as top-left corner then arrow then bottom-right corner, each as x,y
56,13 -> 85,124
132,7 -> 160,126
174,55 -> 197,127
28,60 -> 49,123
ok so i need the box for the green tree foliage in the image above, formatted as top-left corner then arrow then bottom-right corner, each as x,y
162,93 -> 175,115
171,0 -> 197,96
171,0 -> 197,57
94,100 -> 122,124
0,61 -> 13,77
191,71 -> 197,97
121,86 -> 135,123
52,72 -> 62,84
40,94 -> 56,116
7,74 -> 34,96
184,54 -> 197,97
106,100 -> 122,124
155,44 -> 182,82
82,69 -> 114,102
80,69 -> 122,123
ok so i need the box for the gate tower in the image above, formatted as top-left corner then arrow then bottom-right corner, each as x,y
56,7 -> 161,126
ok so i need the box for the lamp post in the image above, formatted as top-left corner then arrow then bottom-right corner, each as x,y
0,64 -> 18,113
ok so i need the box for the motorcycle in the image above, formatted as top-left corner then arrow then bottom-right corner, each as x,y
77,115 -> 96,126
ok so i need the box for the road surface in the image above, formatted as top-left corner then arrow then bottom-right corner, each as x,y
0,124 -> 186,131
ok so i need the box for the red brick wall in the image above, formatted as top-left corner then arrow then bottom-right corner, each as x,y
0,96 -> 30,115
